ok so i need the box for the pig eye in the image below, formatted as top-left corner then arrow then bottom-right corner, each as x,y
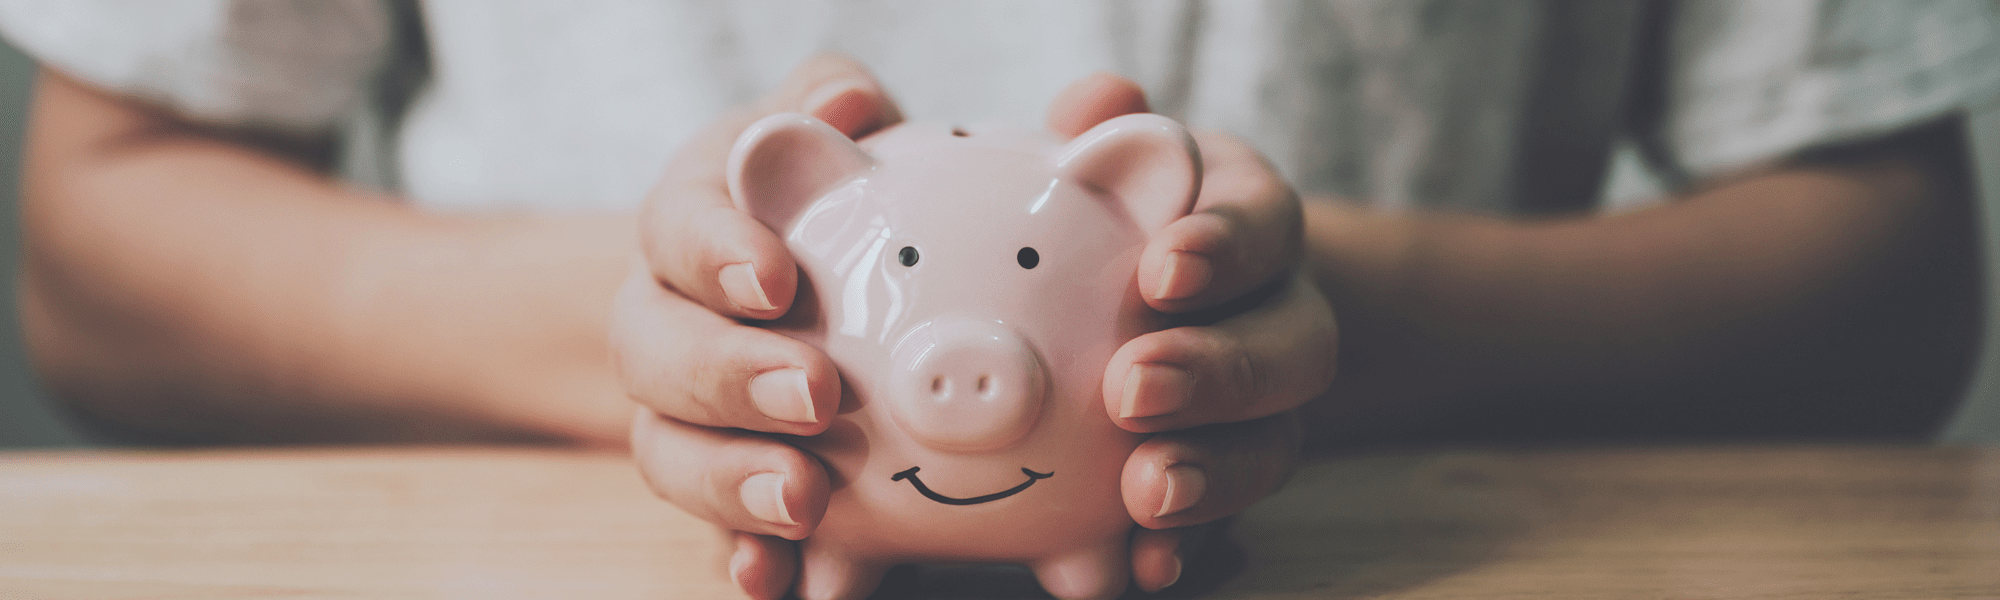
898,246 -> 920,267
1017,247 -> 1039,269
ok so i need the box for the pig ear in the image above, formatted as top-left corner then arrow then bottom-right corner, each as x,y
727,113 -> 874,231
1053,113 -> 1200,235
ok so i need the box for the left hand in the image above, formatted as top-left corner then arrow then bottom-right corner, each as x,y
617,55 -> 903,600
1054,74 -> 1338,592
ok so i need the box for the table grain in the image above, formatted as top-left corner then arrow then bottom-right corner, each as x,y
2,445 -> 1995,599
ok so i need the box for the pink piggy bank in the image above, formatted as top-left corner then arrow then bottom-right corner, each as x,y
727,111 -> 1200,600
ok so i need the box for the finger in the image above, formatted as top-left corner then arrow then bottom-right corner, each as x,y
728,532 -> 800,600
771,54 -> 905,138
1137,129 -> 1304,313
1130,522 -> 1226,593
1046,71 -> 1150,139
1122,413 -> 1302,530
1105,270 -> 1336,432
1129,527 -> 1185,593
631,408 -> 830,540
612,265 -> 839,434
642,54 -> 902,321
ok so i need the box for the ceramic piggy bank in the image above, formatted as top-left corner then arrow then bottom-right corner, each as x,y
727,111 -> 1200,600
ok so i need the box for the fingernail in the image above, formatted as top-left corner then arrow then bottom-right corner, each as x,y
741,472 -> 797,527
1162,553 -> 1184,590
1154,251 -> 1212,301
805,78 -> 866,110
804,78 -> 871,125
1121,363 -> 1194,419
720,262 -> 776,312
1156,464 -> 1206,518
749,368 -> 816,424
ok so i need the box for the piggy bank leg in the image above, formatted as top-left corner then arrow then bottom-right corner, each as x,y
1031,543 -> 1130,600
795,539 -> 889,600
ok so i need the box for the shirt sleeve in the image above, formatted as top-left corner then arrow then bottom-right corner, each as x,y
0,0 -> 391,134
1659,0 -> 2000,178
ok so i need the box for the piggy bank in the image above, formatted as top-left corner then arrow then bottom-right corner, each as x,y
728,111 -> 1200,600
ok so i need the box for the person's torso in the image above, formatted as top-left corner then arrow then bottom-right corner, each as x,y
381,0 -> 1642,215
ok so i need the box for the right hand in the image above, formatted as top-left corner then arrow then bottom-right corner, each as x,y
612,55 -> 902,600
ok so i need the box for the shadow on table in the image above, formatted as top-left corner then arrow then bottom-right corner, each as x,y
866,452 -> 1541,599
866,532 -> 1245,600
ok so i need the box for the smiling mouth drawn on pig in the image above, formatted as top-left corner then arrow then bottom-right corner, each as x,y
891,467 -> 1054,506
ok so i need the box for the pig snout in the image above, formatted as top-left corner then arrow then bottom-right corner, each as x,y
886,320 -> 1048,452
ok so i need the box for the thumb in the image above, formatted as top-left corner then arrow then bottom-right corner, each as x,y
1047,71 -> 1151,139
758,54 -> 904,138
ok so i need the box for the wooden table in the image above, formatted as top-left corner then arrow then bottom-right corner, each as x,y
2,445 -> 1996,599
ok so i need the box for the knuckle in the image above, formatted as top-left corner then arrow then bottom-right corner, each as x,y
1222,336 -> 1270,413
620,354 -> 684,414
1226,419 -> 1298,501
695,466 -> 730,516
1169,210 -> 1229,249
692,206 -> 754,249
669,336 -> 748,424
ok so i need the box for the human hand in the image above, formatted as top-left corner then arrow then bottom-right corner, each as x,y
1057,75 -> 1337,592
614,54 -> 901,600
621,63 -> 1334,598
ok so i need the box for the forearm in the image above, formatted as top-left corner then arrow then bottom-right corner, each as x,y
21,71 -> 635,444
1312,163 -> 1923,372
1301,126 -> 1977,443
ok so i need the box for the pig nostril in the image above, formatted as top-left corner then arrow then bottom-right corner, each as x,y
890,321 -> 1046,452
